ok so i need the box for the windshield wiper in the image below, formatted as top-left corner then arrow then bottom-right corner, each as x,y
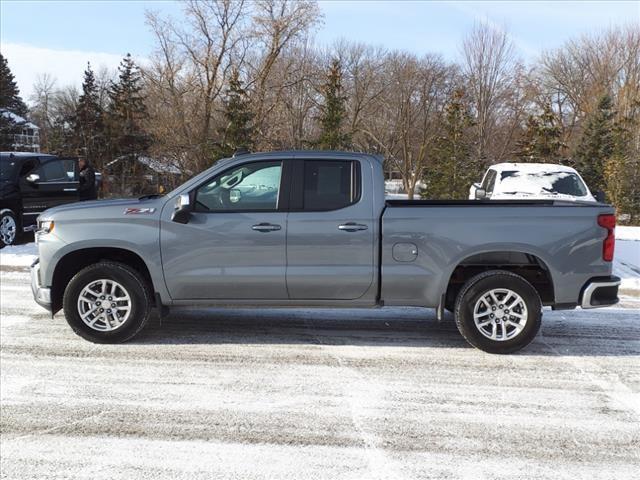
138,193 -> 164,200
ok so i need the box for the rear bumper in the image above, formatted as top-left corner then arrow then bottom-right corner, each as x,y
30,259 -> 52,312
580,275 -> 621,309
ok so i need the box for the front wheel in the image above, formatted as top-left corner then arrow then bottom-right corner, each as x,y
63,261 -> 152,343
0,210 -> 19,248
454,270 -> 542,354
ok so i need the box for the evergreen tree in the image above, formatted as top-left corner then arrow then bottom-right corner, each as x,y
317,59 -> 350,150
0,53 -> 29,150
74,62 -> 106,168
425,88 -> 478,199
216,68 -> 254,160
517,104 -> 563,163
107,54 -> 150,158
604,99 -> 640,224
0,53 -> 28,116
573,94 -> 615,192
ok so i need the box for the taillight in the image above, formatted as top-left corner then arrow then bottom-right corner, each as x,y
597,214 -> 616,261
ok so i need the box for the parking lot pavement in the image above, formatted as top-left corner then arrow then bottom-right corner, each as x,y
1,265 -> 639,480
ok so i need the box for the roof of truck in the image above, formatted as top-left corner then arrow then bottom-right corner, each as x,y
489,162 -> 579,173
233,150 -> 383,162
0,152 -> 56,160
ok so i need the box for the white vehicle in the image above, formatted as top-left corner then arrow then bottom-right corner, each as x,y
469,163 -> 598,202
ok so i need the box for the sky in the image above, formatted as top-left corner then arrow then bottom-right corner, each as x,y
1,0 -> 638,101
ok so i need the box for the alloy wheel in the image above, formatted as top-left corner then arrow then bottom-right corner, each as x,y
77,279 -> 132,331
472,288 -> 528,341
0,215 -> 17,245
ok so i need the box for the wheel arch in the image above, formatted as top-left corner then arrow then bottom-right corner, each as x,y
444,249 -> 555,309
51,247 -> 155,314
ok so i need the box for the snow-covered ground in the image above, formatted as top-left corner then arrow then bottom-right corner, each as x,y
1,233 -> 639,479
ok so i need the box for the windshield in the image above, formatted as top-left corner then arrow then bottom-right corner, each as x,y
499,170 -> 589,197
0,160 -> 19,181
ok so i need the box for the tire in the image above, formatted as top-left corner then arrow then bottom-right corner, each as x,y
0,210 -> 19,248
63,261 -> 152,343
454,270 -> 542,354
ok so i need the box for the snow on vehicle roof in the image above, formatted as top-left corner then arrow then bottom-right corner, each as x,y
489,162 -> 578,173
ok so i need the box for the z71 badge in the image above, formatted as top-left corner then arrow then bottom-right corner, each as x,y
124,207 -> 156,215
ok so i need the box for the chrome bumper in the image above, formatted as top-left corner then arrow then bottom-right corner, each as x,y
30,259 -> 52,311
581,276 -> 621,309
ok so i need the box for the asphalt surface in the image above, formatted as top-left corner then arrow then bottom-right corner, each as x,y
1,265 -> 639,479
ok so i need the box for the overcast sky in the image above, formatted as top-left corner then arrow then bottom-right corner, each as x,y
1,0 -> 638,101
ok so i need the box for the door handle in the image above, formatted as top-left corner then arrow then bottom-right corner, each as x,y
338,222 -> 368,232
251,223 -> 282,232
63,188 -> 77,192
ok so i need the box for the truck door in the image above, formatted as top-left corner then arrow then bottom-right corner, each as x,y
20,157 -> 79,227
160,159 -> 289,300
286,158 -> 376,300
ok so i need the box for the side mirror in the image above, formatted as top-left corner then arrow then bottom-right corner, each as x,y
26,173 -> 40,183
595,190 -> 606,203
475,188 -> 487,200
171,193 -> 192,224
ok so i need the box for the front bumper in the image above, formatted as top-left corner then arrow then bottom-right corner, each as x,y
580,275 -> 621,309
30,259 -> 52,312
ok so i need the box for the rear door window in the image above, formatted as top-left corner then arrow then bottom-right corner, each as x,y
302,160 -> 360,211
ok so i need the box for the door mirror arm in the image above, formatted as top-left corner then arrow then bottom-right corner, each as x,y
171,193 -> 192,224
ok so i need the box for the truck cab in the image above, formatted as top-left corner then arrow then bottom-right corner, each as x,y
1,152 -> 80,247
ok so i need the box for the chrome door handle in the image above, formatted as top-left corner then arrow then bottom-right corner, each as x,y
338,222 -> 368,232
63,188 -> 77,192
252,223 -> 282,232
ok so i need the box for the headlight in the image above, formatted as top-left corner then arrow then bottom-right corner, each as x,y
37,220 -> 55,234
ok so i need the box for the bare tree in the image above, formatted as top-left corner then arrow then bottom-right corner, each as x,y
29,73 -> 57,150
145,0 -> 248,172
362,52 -> 450,198
462,22 -> 516,163
247,0 -> 322,138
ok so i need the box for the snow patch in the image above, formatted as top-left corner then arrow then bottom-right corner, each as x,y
0,243 -> 38,267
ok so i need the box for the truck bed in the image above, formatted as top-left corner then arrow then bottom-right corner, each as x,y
380,200 -> 614,307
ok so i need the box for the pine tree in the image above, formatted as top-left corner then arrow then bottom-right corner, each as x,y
74,62 -> 106,168
317,59 -> 350,150
0,53 -> 28,116
107,54 -> 150,158
517,104 -> 563,163
573,94 -> 615,192
0,53 -> 29,150
425,89 -> 478,199
604,99 -> 640,224
216,68 -> 254,160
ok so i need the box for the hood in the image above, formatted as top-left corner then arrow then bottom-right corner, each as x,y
40,196 -> 166,219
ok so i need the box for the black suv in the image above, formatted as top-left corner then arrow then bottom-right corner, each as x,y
1,152 -> 81,247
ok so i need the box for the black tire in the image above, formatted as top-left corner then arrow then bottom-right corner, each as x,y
63,261 -> 152,343
454,270 -> 542,354
0,210 -> 19,248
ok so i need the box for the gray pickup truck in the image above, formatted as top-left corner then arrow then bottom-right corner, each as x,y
31,151 -> 620,353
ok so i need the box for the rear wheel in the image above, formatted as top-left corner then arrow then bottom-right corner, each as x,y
454,270 -> 542,354
0,210 -> 19,248
63,261 -> 151,343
